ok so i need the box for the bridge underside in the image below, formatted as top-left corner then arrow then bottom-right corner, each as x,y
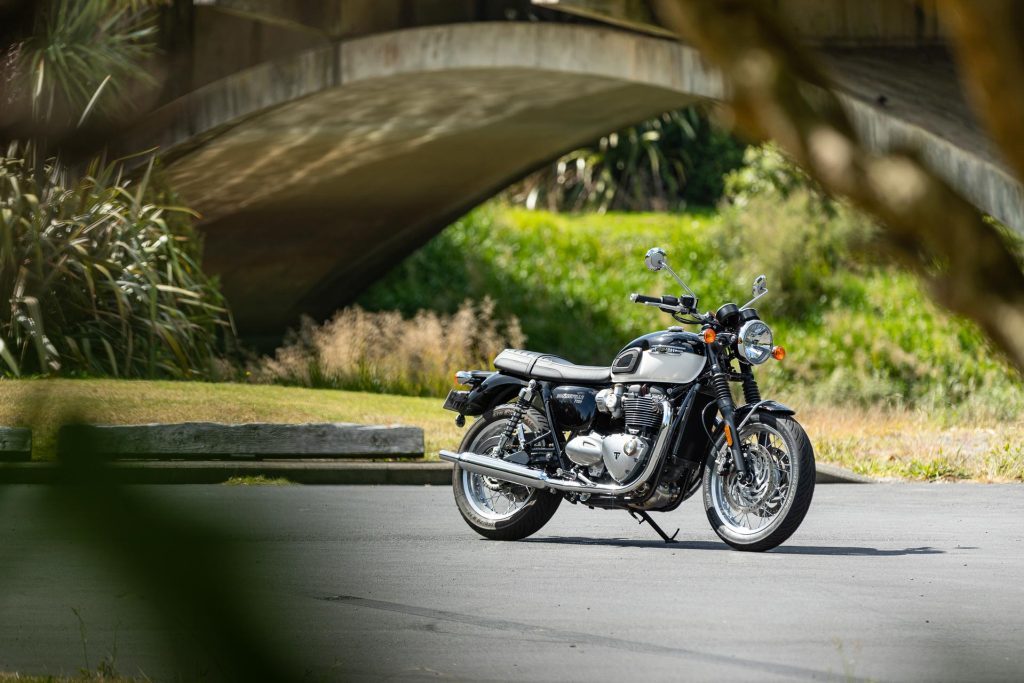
131,21 -> 1021,338
165,69 -> 694,335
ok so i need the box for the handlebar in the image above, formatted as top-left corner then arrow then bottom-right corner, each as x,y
630,293 -> 679,306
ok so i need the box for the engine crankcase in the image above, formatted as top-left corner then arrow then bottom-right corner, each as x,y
565,432 -> 650,483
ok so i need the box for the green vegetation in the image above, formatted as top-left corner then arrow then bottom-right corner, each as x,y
361,150 -> 1022,417
18,1 -> 159,127
505,106 -> 746,211
0,153 -> 234,379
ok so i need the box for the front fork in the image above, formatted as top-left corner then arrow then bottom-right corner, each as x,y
706,344 -> 750,481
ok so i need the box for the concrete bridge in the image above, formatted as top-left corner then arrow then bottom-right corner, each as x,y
133,0 -> 1024,339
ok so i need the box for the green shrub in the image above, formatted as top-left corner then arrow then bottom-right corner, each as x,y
0,152 -> 234,378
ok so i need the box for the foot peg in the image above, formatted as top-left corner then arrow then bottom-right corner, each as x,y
630,510 -> 679,544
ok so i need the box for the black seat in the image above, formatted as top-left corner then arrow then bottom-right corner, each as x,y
494,349 -> 611,384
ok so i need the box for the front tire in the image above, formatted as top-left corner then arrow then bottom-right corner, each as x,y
702,414 -> 815,552
452,405 -> 561,541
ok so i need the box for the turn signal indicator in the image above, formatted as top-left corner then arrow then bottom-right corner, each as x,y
701,328 -> 717,344
772,346 -> 786,361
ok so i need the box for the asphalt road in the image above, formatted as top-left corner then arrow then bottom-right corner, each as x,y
1,483 -> 1023,682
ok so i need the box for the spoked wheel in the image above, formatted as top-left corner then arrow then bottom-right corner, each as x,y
452,405 -> 561,540
703,414 -> 815,552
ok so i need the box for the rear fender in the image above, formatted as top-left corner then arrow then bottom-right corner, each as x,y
462,373 -> 528,416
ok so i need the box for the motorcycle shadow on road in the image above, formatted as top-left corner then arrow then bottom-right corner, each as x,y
520,537 -> 946,556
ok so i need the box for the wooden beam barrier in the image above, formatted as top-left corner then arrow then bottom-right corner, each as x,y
56,423 -> 424,460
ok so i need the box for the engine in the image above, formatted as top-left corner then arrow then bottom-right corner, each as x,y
564,386 -> 665,483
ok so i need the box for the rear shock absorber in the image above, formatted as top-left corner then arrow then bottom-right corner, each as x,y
497,380 -> 537,454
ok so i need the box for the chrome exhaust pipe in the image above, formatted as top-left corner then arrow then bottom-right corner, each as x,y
439,450 -> 558,489
440,400 -> 673,496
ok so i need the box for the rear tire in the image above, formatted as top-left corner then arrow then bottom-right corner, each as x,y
452,405 -> 561,541
702,414 -> 815,552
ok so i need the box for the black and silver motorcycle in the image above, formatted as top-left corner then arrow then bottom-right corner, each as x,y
440,247 -> 815,551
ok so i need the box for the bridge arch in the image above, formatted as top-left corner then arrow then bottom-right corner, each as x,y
128,22 -> 1020,336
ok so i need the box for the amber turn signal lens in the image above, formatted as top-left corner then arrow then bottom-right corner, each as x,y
772,346 -> 786,361
701,328 -> 717,344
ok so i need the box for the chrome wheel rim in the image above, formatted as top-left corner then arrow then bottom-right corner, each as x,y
710,423 -> 795,537
461,431 -> 535,521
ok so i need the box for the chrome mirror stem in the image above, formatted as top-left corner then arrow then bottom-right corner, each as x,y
661,261 -> 697,301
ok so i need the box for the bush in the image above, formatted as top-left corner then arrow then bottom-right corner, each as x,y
0,152 -> 234,378
250,300 -> 524,397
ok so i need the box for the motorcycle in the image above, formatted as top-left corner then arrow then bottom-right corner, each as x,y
439,247 -> 815,551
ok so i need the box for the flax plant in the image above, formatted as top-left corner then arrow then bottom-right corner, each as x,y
0,148 -> 234,378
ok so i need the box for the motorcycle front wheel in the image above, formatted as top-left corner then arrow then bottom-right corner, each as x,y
702,413 -> 815,552
451,405 -> 561,541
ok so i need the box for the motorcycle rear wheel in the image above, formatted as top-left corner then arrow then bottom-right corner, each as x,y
702,413 -> 815,552
452,405 -> 561,541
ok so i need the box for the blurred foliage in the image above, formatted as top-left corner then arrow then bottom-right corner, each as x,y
723,142 -> 820,207
0,149 -> 234,378
505,107 -> 746,212
21,1 -> 159,126
1,0 -> 166,152
715,143 -> 875,319
361,145 -> 1021,416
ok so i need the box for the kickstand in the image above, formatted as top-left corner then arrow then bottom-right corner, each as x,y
629,510 -> 679,544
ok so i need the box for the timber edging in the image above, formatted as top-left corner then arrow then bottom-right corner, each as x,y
55,422 -> 424,460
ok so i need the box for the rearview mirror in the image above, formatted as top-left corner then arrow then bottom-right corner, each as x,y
741,274 -> 769,310
645,247 -> 667,272
752,274 -> 768,298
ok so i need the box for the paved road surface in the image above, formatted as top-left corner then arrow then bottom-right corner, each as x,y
1,484 -> 1022,681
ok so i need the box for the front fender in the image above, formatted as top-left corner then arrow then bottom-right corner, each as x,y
735,400 -> 796,424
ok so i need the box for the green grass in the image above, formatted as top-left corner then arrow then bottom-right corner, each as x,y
1,378 -> 1022,482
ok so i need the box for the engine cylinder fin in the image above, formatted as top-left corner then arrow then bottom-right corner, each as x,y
623,395 -> 663,431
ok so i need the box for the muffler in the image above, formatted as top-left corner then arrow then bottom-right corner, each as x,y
439,400 -> 672,496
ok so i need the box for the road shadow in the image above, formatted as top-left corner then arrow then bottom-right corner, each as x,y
521,536 -> 946,556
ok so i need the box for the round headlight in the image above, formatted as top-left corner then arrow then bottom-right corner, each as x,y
738,320 -> 774,365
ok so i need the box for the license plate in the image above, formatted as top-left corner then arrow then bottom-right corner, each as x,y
443,390 -> 470,413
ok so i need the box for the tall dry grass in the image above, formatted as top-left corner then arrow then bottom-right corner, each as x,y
251,299 -> 524,397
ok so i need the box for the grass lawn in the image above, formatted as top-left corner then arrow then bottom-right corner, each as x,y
0,378 -> 1021,482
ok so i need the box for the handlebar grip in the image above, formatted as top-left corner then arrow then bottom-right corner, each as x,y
630,293 -> 680,306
